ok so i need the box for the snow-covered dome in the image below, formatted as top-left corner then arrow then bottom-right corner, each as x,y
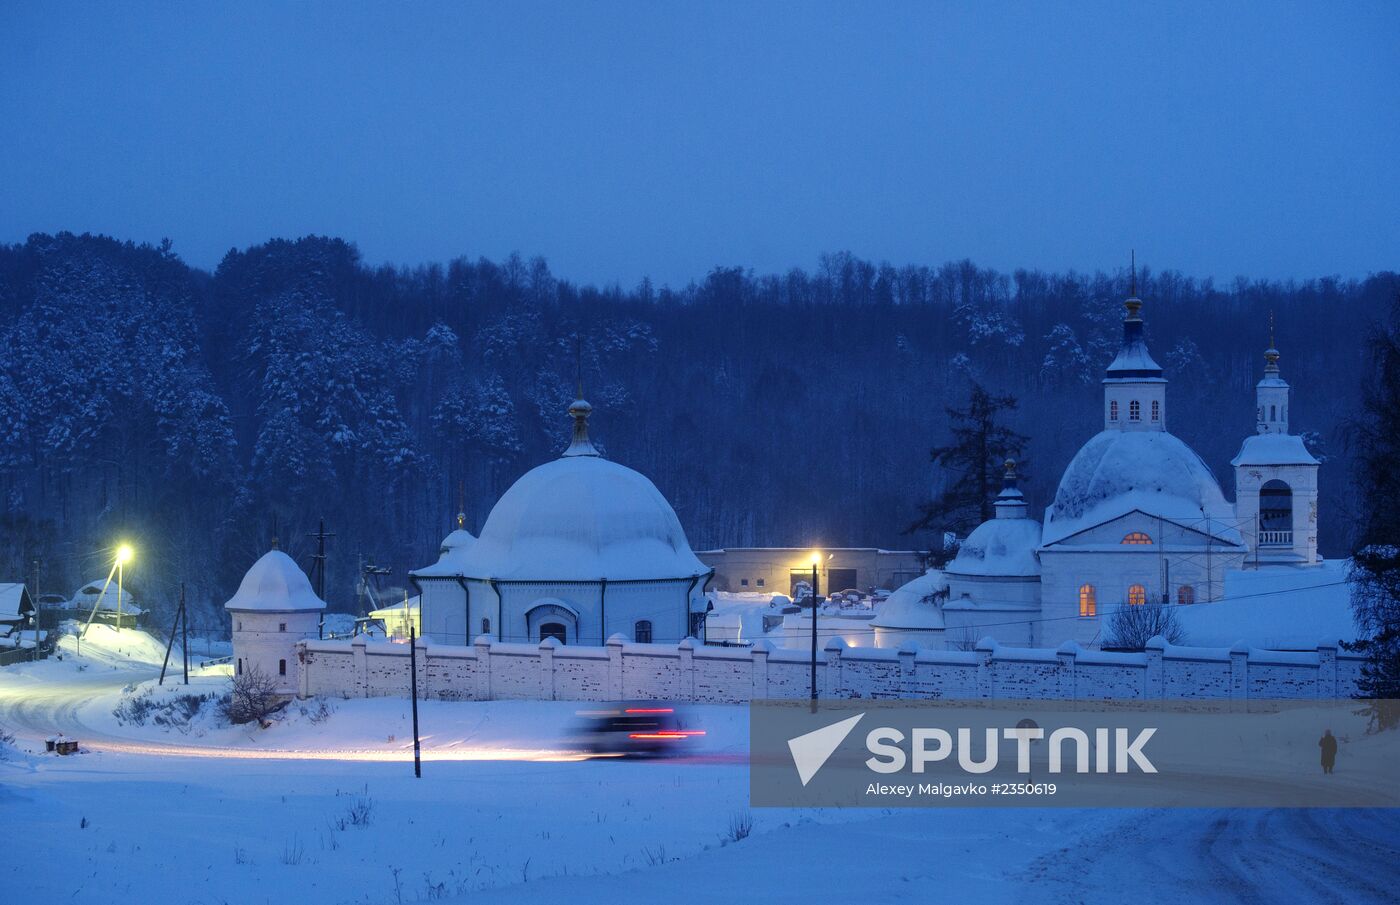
872,571 -> 947,630
410,514 -> 478,578
455,401 -> 707,582
225,549 -> 326,613
948,460 -> 1042,577
948,518 -> 1042,577
1043,430 -> 1239,545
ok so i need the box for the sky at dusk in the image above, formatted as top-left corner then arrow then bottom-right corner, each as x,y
2,1 -> 1397,287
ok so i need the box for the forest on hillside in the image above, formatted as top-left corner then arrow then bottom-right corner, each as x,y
0,231 -> 1393,632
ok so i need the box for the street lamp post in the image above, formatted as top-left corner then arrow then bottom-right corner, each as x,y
115,544 -> 134,633
809,552 -> 820,712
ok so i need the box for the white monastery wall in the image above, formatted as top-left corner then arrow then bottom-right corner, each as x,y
298,635 -> 1362,704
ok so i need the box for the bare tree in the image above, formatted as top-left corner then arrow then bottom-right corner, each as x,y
221,665 -> 283,725
1105,603 -> 1184,651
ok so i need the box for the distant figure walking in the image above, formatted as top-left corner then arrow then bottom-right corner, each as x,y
1319,729 -> 1338,775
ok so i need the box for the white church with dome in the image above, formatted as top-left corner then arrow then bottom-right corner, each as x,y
414,398 -> 712,646
886,287 -> 1323,650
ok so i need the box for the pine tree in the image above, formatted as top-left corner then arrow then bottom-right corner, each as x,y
1346,294 -> 1400,729
907,381 -> 1029,545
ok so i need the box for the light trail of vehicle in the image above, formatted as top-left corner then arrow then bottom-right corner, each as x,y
1,671 -> 747,766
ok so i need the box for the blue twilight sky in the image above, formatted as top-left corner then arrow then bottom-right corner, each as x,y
2,1 -> 1397,288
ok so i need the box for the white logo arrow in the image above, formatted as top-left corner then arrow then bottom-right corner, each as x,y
787,713 -> 865,786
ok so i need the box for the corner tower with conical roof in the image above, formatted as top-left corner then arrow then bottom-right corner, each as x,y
1102,274 -> 1167,432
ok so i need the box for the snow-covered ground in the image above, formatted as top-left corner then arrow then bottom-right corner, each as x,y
1178,559 -> 1357,648
3,626 -> 1399,904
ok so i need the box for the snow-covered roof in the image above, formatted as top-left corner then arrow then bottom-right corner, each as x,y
1103,301 -> 1163,379
871,571 -> 947,630
224,549 -> 327,612
947,517 -> 1042,577
456,455 -> 708,582
410,526 -> 478,578
68,581 -> 143,615
1175,561 -> 1357,648
1043,430 -> 1241,546
1104,345 -> 1163,378
0,583 -> 32,620
1230,433 -> 1319,467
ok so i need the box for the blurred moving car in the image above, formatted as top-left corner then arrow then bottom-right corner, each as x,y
574,703 -> 705,757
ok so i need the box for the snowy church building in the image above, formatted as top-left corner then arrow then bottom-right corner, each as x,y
413,398 -> 713,646
895,289 -> 1322,650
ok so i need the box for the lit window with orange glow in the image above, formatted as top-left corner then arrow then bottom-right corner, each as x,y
1079,584 -> 1096,617
1177,585 -> 1196,604
1121,532 -> 1152,545
1128,584 -> 1147,606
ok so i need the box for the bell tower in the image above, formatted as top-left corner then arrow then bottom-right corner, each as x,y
1231,333 -> 1320,566
1102,261 -> 1167,433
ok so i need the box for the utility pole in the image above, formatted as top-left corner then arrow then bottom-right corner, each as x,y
181,583 -> 189,684
159,584 -> 189,686
159,585 -> 180,686
31,557 -> 41,663
409,625 -> 422,778
306,519 -> 335,639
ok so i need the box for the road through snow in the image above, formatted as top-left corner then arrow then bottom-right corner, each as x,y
3,661 -> 1398,904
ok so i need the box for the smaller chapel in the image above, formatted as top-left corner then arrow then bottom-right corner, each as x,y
413,397 -> 713,646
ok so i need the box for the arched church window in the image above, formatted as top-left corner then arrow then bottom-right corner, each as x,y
1270,404 -> 1277,421
1110,400 -> 1119,421
1121,532 -> 1153,545
1129,400 -> 1141,421
1078,584 -> 1096,617
635,620 -> 653,643
481,617 -> 491,636
1128,585 -> 1147,606
1151,400 -> 1160,422
539,622 -> 567,644
279,659 -> 287,676
1177,585 -> 1196,605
